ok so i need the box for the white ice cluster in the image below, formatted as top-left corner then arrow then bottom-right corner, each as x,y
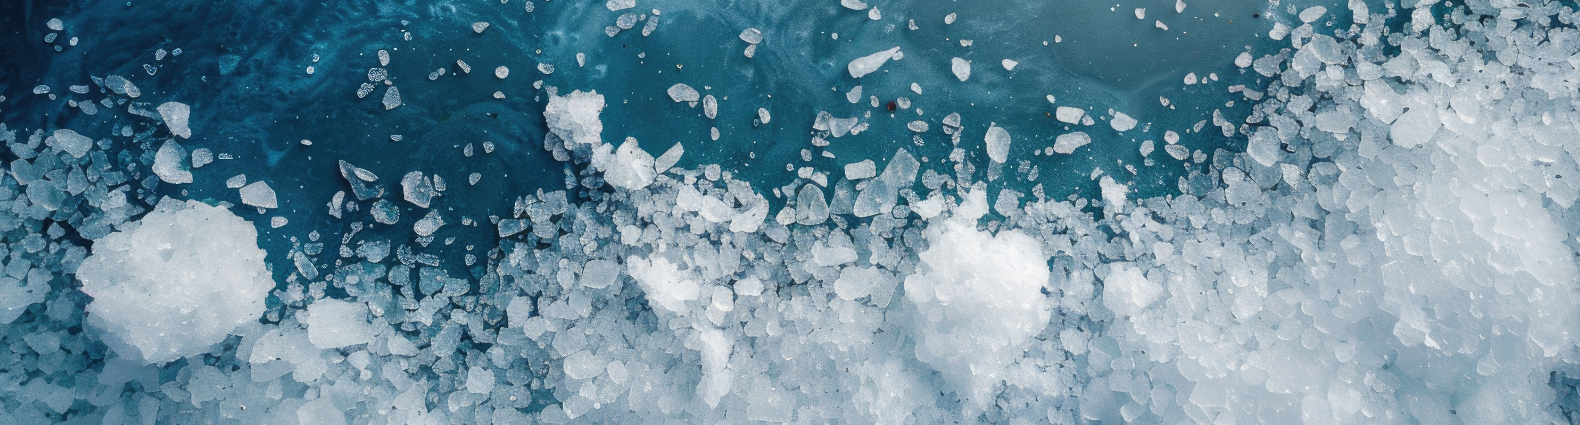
77,199 -> 274,365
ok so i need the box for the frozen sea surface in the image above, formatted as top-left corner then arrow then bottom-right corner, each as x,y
5,0 -> 1580,423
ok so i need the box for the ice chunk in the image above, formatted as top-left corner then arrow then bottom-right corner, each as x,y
1102,263 -> 1162,316
156,102 -> 192,138
1052,132 -> 1091,154
1055,106 -> 1085,124
1234,51 -> 1253,68
47,18 -> 63,30
702,95 -> 717,119
1299,6 -> 1327,23
1099,176 -> 1128,212
845,160 -> 877,180
370,199 -> 400,224
666,83 -> 699,102
852,148 -> 919,217
606,0 -> 634,11
841,0 -> 867,10
907,120 -> 929,132
1134,8 -> 1145,19
543,90 -> 606,151
1164,144 -> 1189,160
1001,59 -> 1018,71
580,259 -> 621,289
191,148 -> 213,168
795,185 -> 828,225
382,86 -> 402,110
0,267 -> 49,325
905,206 -> 1051,413
239,181 -> 278,209
739,28 -> 763,44
226,174 -> 247,188
757,107 -> 771,124
984,123 -> 1010,163
655,142 -> 684,172
471,21 -> 490,33
304,299 -> 373,349
467,366 -> 496,394
1247,128 -> 1280,167
413,210 -> 445,236
495,66 -> 509,79
1390,107 -> 1439,148
626,256 -> 698,314
1175,0 -> 1186,12
152,139 -> 193,184
950,57 -> 971,81
597,137 -> 656,190
48,129 -> 92,158
104,75 -> 140,97
1110,112 -> 1137,132
848,47 -> 901,78
377,49 -> 390,66
78,199 -> 274,365
400,171 -> 435,208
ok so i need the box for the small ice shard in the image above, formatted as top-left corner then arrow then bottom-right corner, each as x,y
413,210 -> 445,236
1055,106 -> 1085,124
1155,20 -> 1169,30
382,86 -> 402,110
304,299 -> 373,349
495,66 -> 509,79
757,108 -> 771,124
655,142 -> 684,172
848,47 -> 901,78
1175,0 -> 1186,12
841,0 -> 867,10
1001,59 -> 1018,71
606,0 -> 635,11
152,140 -> 193,184
598,137 -> 656,190
1184,72 -> 1198,85
795,185 -> 828,226
945,12 -> 957,24
543,90 -> 606,151
868,7 -> 881,20
471,22 -> 490,33
370,199 -> 400,224
950,57 -> 971,81
1390,107 -> 1439,148
845,160 -> 877,180
1134,8 -> 1145,19
401,171 -> 436,208
1299,6 -> 1328,23
667,83 -> 700,102
239,181 -> 278,209
739,28 -> 763,44
157,102 -> 192,138
847,85 -> 863,103
702,95 -> 718,119
1110,112 -> 1137,132
1052,132 -> 1091,154
48,129 -> 92,158
984,123 -> 1010,163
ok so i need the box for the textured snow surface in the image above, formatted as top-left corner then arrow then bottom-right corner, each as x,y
77,199 -> 273,365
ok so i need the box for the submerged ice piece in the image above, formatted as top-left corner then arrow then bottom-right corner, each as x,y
152,139 -> 193,184
77,199 -> 274,365
157,101 -> 192,138
339,160 -> 385,200
848,47 -> 901,78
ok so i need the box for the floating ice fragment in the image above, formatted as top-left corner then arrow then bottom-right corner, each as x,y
868,7 -> 881,20
795,185 -> 828,225
48,129 -> 92,158
1135,8 -> 1145,19
841,0 -> 867,10
1164,130 -> 1179,144
845,160 -> 877,180
739,28 -> 762,44
494,66 -> 509,79
401,171 -> 436,208
104,75 -> 140,97
984,123 -> 1010,163
382,86 -> 402,110
191,148 -> 213,168
1175,0 -> 1186,12
377,49 -> 390,66
357,83 -> 375,98
1001,59 -> 1018,71
543,90 -> 606,152
471,22 -> 490,33
606,0 -> 634,11
846,85 -> 863,103
47,18 -> 63,31
304,299 -> 373,349
1052,132 -> 1090,154
757,108 -> 771,124
907,121 -> 930,133
655,142 -> 683,172
950,57 -> 971,81
239,181 -> 278,209
1155,20 -> 1169,30
370,199 -> 400,224
1234,51 -> 1253,68
1110,112 -> 1137,132
847,47 -> 901,78
32,85 -> 48,95
1299,6 -> 1327,23
1164,143 -> 1189,160
1183,72 -> 1198,85
153,140 -> 193,184
702,95 -> 717,119
1055,106 -> 1085,124
945,12 -> 957,24
226,174 -> 247,188
157,102 -> 192,138
413,210 -> 445,236
597,138 -> 656,190
666,83 -> 699,102
270,217 -> 287,228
